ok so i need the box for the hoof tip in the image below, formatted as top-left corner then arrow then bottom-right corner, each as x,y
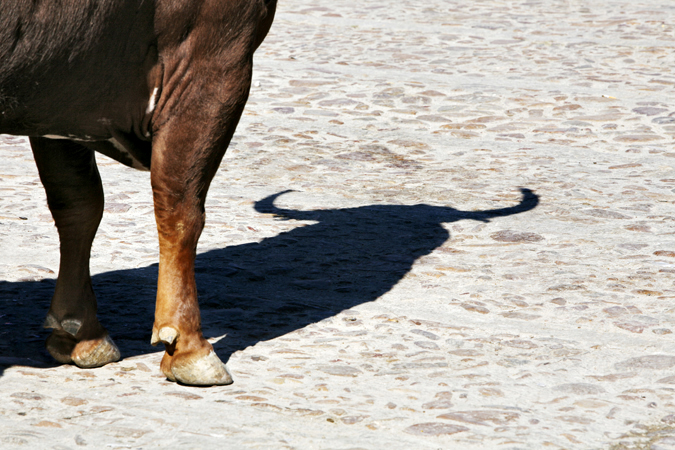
72,334 -> 121,368
171,351 -> 233,386
46,332 -> 120,368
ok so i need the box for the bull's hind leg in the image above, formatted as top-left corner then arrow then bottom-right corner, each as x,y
148,61 -> 257,386
30,137 -> 120,368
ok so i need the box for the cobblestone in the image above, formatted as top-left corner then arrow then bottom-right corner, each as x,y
1,0 -> 675,448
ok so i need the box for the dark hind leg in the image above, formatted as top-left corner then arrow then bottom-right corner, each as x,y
30,137 -> 119,368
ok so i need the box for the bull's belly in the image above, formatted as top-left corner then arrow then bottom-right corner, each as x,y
49,135 -> 152,172
0,76 -> 154,170
0,121 -> 152,171
0,87 -> 153,171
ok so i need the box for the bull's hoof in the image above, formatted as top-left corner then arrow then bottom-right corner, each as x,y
46,331 -> 120,368
161,350 -> 233,386
72,334 -> 121,368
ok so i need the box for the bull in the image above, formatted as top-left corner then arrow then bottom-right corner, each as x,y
0,0 -> 276,385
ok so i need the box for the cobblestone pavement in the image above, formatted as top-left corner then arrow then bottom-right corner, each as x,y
1,0 -> 675,448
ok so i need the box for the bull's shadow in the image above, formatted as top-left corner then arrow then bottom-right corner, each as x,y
0,189 -> 538,374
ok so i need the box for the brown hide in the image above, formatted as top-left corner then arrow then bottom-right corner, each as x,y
0,0 -> 276,385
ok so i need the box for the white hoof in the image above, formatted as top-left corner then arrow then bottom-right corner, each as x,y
72,334 -> 121,368
171,351 -> 233,386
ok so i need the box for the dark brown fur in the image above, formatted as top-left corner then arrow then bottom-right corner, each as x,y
0,0 -> 276,384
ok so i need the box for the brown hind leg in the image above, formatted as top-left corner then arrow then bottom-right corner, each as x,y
30,137 -> 119,368
147,58 -> 259,385
144,0 -> 276,385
